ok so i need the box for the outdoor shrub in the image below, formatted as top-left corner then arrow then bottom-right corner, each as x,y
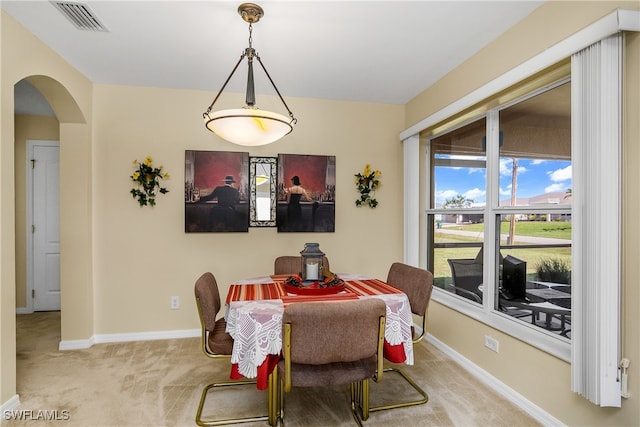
536,258 -> 571,284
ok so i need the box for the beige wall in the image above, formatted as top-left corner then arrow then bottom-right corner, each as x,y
406,1 -> 639,128
14,115 -> 59,308
405,2 -> 640,426
2,9 -> 93,406
621,27 -> 640,426
91,83 -> 405,334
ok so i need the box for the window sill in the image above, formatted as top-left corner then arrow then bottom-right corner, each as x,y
432,287 -> 571,362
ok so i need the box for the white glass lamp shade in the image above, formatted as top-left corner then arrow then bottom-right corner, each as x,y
204,108 -> 293,146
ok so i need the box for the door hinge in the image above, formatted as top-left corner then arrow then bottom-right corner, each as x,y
32,289 -> 35,298
31,159 -> 36,169
32,224 -> 35,234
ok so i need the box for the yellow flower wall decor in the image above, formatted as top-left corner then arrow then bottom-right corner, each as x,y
354,164 -> 381,208
130,156 -> 170,207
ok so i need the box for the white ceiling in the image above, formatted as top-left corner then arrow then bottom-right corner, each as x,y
5,0 -> 545,114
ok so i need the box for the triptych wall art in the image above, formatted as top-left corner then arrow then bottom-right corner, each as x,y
184,150 -> 335,233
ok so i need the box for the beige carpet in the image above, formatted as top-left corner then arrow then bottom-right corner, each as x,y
7,312 -> 541,427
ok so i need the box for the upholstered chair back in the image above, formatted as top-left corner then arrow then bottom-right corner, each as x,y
283,299 -> 385,366
194,272 -> 221,332
386,262 -> 433,317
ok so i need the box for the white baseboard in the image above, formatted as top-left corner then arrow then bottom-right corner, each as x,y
15,307 -> 32,314
1,394 -> 20,414
58,336 -> 96,350
426,333 -> 566,427
58,329 -> 200,350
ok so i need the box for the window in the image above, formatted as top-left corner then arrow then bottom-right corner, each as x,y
427,80 -> 572,341
403,11 -> 633,405
494,82 -> 572,335
429,117 -> 486,306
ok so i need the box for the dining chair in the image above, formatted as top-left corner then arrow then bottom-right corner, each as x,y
275,299 -> 386,426
194,272 -> 274,426
447,258 -> 483,303
273,255 -> 330,275
369,262 -> 433,412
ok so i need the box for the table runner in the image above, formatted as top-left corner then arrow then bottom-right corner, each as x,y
226,276 -> 405,304
225,282 -> 286,303
225,275 -> 414,389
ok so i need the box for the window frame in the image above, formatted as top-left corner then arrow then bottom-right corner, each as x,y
425,79 -> 573,361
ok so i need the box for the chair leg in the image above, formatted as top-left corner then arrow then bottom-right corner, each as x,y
369,367 -> 429,412
361,379 -> 370,420
351,381 -> 361,417
195,379 -> 270,426
268,369 -> 279,426
350,381 -> 367,427
275,374 -> 285,426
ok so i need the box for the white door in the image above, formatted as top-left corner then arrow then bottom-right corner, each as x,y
28,140 -> 60,311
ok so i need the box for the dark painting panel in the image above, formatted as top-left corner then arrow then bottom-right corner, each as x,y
277,154 -> 336,232
185,150 -> 249,232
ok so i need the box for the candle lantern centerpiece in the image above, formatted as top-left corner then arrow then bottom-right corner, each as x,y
300,243 -> 325,283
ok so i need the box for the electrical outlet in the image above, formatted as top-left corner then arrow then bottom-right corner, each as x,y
170,296 -> 180,310
484,335 -> 499,352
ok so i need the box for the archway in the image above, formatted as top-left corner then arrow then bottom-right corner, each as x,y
14,79 -> 60,314
9,74 -> 91,407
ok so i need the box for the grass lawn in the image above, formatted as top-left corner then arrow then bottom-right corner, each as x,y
454,220 -> 571,240
433,221 -> 571,288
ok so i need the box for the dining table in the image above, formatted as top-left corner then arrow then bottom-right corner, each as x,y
224,273 -> 415,390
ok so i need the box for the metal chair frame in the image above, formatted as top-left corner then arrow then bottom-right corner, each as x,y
369,263 -> 432,413
369,309 -> 429,412
195,290 -> 276,426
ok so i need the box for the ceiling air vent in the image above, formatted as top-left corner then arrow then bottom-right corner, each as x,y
52,1 -> 108,32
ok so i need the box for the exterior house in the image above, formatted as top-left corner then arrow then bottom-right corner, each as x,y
1,2 -> 639,426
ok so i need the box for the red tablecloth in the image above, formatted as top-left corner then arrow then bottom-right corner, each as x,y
225,275 -> 412,389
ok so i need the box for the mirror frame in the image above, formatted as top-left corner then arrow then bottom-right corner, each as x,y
249,156 -> 277,227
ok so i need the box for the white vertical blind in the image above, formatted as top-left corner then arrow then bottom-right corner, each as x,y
571,33 -> 622,407
403,135 -> 420,267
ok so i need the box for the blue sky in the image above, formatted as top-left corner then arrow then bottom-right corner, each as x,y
434,156 -> 572,206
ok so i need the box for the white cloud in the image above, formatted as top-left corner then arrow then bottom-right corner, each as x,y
500,158 -> 528,176
531,159 -> 545,165
499,158 -> 511,176
464,188 -> 486,201
545,183 -> 565,193
499,186 -> 512,197
435,189 -> 458,202
548,165 -> 572,182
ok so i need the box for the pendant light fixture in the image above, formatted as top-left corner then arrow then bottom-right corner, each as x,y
203,3 -> 296,146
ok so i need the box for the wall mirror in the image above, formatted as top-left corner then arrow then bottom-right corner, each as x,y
249,157 -> 277,227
